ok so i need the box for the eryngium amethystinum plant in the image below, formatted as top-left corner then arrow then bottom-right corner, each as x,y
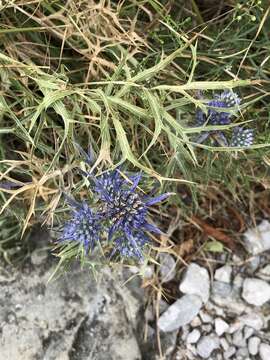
58,162 -> 170,263
195,90 -> 254,147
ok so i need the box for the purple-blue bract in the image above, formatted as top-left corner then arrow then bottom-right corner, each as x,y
195,90 -> 254,147
60,168 -> 170,261
60,201 -> 101,251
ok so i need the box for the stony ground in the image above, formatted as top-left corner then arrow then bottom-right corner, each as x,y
1,220 -> 270,360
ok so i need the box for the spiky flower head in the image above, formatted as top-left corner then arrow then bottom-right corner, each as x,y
230,127 -> 254,147
112,232 -> 149,261
60,201 -> 101,251
196,90 -> 241,126
93,170 -> 170,260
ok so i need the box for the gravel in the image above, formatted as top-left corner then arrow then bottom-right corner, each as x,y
214,318 -> 229,336
244,220 -> 270,255
196,335 -> 219,359
242,278 -> 270,306
186,329 -> 201,344
159,253 -> 176,283
158,294 -> 202,332
179,263 -> 210,304
259,343 -> 270,360
248,336 -> 260,355
214,265 -> 232,283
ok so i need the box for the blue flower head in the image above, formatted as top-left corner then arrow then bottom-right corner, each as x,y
93,170 -> 170,260
194,90 -> 254,147
230,127 -> 254,147
60,201 -> 101,252
196,90 -> 241,127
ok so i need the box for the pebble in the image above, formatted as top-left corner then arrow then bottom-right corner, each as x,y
259,343 -> 270,360
196,335 -> 219,359
158,294 -> 202,332
242,278 -> 270,306
232,329 -> 246,347
190,316 -> 201,328
179,263 -> 210,303
224,346 -> 236,359
244,220 -> 270,255
187,329 -> 201,344
31,249 -> 48,266
215,318 -> 229,336
159,253 -> 176,283
214,265 -> 232,283
220,338 -> 230,351
248,336 -> 260,355
236,347 -> 249,357
199,310 -> 213,323
258,264 -> 270,280
228,320 -> 243,334
243,326 -> 254,339
239,312 -> 264,330
202,324 -> 212,333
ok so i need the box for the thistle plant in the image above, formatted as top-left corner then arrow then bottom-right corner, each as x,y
195,90 -> 254,147
58,162 -> 171,263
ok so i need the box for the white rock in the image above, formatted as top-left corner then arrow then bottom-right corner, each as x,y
244,326 -> 254,339
258,264 -> 270,280
199,310 -> 213,323
215,318 -> 229,336
187,329 -> 201,344
228,320 -> 244,334
179,263 -> 210,304
236,347 -> 249,357
259,343 -> 270,360
190,316 -> 201,327
214,265 -> 232,283
239,312 -> 264,330
244,220 -> 270,255
159,253 -> 176,283
224,346 -> 236,359
158,294 -> 202,332
248,336 -> 260,355
196,335 -> 219,359
242,278 -> 270,306
220,338 -> 229,351
232,329 -> 246,347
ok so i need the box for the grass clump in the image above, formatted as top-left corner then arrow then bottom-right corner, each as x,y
0,0 -> 269,270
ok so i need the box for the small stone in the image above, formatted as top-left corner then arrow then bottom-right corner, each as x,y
179,263 -> 210,303
258,264 -> 270,280
259,343 -> 270,360
247,256 -> 261,273
243,326 -> 254,339
202,324 -> 212,333
244,220 -> 270,255
228,320 -> 243,334
158,294 -> 202,332
190,316 -> 201,327
236,347 -> 249,357
187,329 -> 201,344
196,335 -> 219,359
232,329 -> 246,347
220,338 -> 229,351
31,249 -> 48,266
181,325 -> 190,341
215,318 -> 229,336
242,278 -> 270,306
224,346 -> 236,359
214,265 -> 232,283
239,312 -> 264,330
212,281 -> 232,297
159,254 -> 176,283
199,310 -> 213,323
233,273 -> 244,289
248,336 -> 260,355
